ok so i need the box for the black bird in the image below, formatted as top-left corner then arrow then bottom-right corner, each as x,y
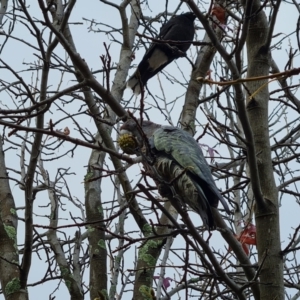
119,119 -> 230,230
127,12 -> 196,95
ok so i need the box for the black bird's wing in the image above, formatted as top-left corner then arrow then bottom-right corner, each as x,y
156,12 -> 196,52
157,15 -> 180,39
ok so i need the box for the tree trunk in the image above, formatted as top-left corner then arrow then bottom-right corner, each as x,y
245,2 -> 284,299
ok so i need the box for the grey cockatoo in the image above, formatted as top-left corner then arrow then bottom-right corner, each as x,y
119,119 -> 230,230
127,12 -> 196,95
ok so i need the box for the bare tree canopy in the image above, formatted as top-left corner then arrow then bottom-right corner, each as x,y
0,1 -> 299,300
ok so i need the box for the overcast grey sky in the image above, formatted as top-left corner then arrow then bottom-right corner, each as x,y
1,1 -> 300,299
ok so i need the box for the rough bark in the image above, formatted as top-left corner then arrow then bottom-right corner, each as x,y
245,2 -> 284,299
133,202 -> 178,300
85,146 -> 108,300
0,139 -> 27,300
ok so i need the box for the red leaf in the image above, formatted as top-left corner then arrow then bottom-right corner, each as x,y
153,276 -> 173,290
239,223 -> 257,246
198,143 -> 219,162
241,243 -> 249,256
211,6 -> 226,24
163,277 -> 172,289
229,223 -> 257,256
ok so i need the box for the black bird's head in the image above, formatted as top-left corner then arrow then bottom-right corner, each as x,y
181,12 -> 196,22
